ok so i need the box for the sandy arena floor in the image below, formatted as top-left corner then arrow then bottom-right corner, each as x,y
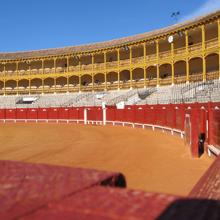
0,123 -> 213,196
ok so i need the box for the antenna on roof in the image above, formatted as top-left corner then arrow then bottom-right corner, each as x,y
171,11 -> 180,23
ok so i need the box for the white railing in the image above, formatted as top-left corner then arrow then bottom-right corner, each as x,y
208,145 -> 220,157
0,118 -> 184,138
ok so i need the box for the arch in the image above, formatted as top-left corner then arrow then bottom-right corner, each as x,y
44,59 -> 54,69
159,63 -> 171,79
132,68 -> 144,81
159,61 -> 172,66
5,63 -> 16,72
107,72 -> 118,84
174,59 -> 186,65
205,21 -> 218,41
146,66 -> 157,80
44,77 -> 54,88
189,57 -> 203,75
31,78 -> 42,89
81,74 -> 92,86
31,60 -> 42,70
94,73 -> 105,84
119,70 -> 130,82
5,80 -> 16,89
56,76 -> 67,87
18,79 -> 29,89
18,61 -> 29,72
174,60 -> 186,77
56,57 -> 67,71
69,75 -> 79,86
206,53 -> 219,72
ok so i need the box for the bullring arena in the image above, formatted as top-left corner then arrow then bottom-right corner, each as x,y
1,9 -> 220,220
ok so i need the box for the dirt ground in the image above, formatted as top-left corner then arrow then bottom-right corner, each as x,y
0,123 -> 213,196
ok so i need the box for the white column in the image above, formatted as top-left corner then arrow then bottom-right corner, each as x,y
84,108 -> 87,125
103,107 -> 106,125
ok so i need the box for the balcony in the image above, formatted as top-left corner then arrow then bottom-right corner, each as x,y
188,42 -> 202,53
0,38 -> 218,82
159,51 -> 171,59
206,70 -> 219,80
106,60 -> 118,69
147,78 -> 157,87
119,81 -> 131,89
174,76 -> 187,84
160,77 -> 172,85
206,37 -> 218,49
0,69 -> 217,95
146,54 -> 157,62
132,79 -> 145,88
132,57 -> 144,66
174,47 -> 186,56
93,83 -> 106,91
81,84 -> 93,92
107,82 -> 118,90
189,74 -> 203,82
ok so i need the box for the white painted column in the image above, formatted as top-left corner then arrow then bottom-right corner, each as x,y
103,108 -> 106,125
84,108 -> 87,125
102,102 -> 106,125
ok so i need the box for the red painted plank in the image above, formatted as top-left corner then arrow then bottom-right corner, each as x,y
0,160 -> 126,220
26,108 -> 38,119
20,186 -> 180,220
5,109 -> 16,119
189,156 -> 220,200
16,108 -> 27,119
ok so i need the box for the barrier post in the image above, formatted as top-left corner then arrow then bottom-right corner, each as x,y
190,104 -> 200,158
103,108 -> 106,125
208,102 -> 214,146
84,108 -> 87,125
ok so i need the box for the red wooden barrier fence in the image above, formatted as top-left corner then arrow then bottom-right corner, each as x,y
106,106 -> 115,121
48,108 -> 58,119
38,108 -> 48,119
0,109 -> 5,119
208,103 -> 220,148
27,108 -> 38,119
5,109 -> 16,119
58,107 -> 69,119
0,102 -> 220,158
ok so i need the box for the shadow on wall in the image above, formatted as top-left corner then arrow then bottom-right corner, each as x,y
157,198 -> 220,220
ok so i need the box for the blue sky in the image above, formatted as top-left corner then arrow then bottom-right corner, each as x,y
0,0 -> 219,52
